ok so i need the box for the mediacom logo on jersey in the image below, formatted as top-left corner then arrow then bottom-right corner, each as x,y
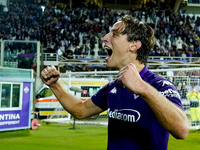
107,108 -> 141,123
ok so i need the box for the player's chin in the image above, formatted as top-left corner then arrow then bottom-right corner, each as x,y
106,62 -> 117,69
105,61 -> 111,68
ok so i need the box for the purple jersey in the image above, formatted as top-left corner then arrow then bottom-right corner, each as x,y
92,66 -> 183,150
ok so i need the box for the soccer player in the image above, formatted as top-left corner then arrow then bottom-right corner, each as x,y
41,15 -> 189,150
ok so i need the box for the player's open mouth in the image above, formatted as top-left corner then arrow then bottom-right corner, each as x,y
104,46 -> 113,60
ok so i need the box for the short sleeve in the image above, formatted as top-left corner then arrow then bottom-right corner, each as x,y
156,80 -> 184,110
91,84 -> 109,111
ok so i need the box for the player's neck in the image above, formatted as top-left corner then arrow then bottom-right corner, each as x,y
136,63 -> 145,73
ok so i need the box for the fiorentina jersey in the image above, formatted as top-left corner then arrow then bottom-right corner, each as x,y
91,66 -> 183,150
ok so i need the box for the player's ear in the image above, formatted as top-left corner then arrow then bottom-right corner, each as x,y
129,40 -> 142,53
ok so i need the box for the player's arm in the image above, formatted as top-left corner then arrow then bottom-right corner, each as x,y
49,83 -> 103,119
118,63 -> 189,139
139,83 -> 189,139
41,65 -> 103,119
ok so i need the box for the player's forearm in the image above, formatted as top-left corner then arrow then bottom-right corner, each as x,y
49,82 -> 84,119
140,83 -> 189,139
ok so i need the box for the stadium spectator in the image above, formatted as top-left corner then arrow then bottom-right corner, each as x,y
181,51 -> 187,60
63,48 -> 73,59
90,48 -> 95,58
74,46 -> 80,58
186,86 -> 200,126
56,45 -> 63,60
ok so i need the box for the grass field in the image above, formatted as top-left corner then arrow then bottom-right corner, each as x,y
0,121 -> 200,150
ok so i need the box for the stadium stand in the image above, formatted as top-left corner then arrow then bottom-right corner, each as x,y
0,0 -> 199,72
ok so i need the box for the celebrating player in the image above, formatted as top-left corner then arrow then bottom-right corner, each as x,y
41,15 -> 189,149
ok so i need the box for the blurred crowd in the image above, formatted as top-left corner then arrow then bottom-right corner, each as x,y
0,1 -> 200,67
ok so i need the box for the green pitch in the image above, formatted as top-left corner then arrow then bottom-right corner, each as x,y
169,130 -> 200,150
0,122 -> 107,150
0,122 -> 199,150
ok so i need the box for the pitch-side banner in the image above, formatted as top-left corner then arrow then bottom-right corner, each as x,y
0,82 -> 31,131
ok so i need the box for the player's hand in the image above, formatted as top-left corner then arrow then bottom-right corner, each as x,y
41,65 -> 60,87
118,63 -> 146,95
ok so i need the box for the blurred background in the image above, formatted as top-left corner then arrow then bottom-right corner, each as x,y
0,0 -> 200,132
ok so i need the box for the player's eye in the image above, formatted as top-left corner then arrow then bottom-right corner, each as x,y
113,32 -> 117,37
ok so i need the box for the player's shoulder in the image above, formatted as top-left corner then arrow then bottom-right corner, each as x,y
143,70 -> 174,89
100,79 -> 118,91
109,79 -> 118,85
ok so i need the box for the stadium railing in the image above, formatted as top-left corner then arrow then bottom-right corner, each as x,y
43,52 -> 200,69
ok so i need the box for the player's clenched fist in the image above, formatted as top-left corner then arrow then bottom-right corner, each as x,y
41,65 -> 60,87
118,63 -> 146,95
